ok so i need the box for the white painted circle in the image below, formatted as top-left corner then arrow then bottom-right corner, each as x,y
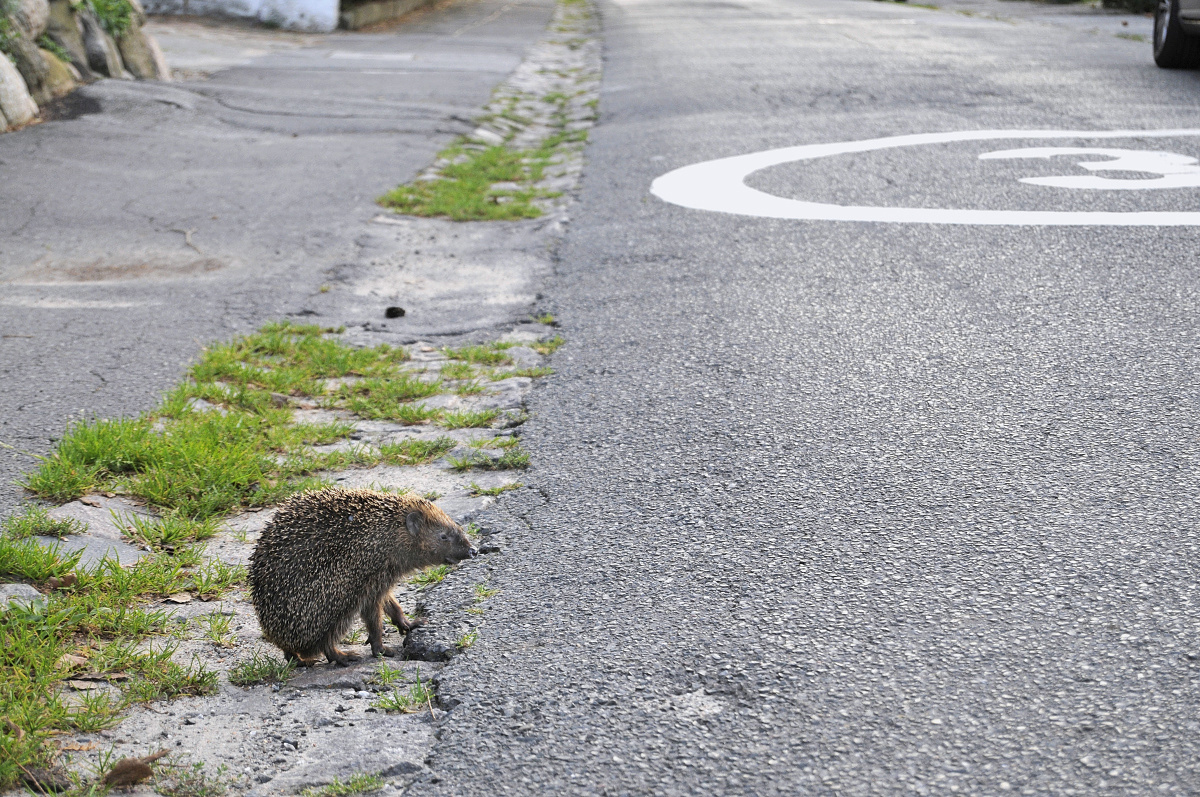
649,129 -> 1200,226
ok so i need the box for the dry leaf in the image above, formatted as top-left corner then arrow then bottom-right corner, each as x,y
60,741 -> 98,752
78,496 -> 101,507
3,718 -> 24,741
165,593 -> 193,604
57,654 -> 89,669
104,759 -> 153,787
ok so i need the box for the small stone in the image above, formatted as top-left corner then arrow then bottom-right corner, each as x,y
470,127 -> 505,145
355,690 -> 372,699
0,583 -> 46,612
385,306 -> 405,319
256,773 -> 273,783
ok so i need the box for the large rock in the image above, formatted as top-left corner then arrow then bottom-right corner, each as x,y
38,47 -> 76,97
77,8 -> 125,78
7,32 -> 52,104
126,0 -> 147,26
12,0 -> 50,38
45,0 -> 94,79
0,55 -> 38,129
144,29 -> 169,81
116,22 -> 156,79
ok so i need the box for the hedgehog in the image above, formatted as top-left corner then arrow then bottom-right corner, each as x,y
249,487 -> 476,666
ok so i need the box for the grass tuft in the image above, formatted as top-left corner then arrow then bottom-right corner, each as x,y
378,146 -> 552,221
443,342 -> 517,366
299,772 -> 386,797
468,482 -> 523,497
408,564 -> 450,588
379,437 -> 456,466
532,335 -> 566,356
371,681 -> 434,714
228,650 -> 295,686
448,447 -> 530,472
0,506 -> 86,540
440,409 -> 500,430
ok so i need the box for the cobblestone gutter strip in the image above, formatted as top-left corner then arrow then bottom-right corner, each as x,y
377,0 -> 599,220
0,1 -> 601,794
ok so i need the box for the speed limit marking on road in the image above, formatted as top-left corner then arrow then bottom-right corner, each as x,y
650,129 -> 1200,226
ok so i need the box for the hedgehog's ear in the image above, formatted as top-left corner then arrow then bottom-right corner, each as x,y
405,511 -> 422,536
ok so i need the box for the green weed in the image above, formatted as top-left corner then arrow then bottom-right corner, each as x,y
532,335 -> 565,356
440,409 -> 500,429
379,437 -> 456,466
152,758 -> 233,797
447,447 -> 529,472
468,482 -> 522,497
371,660 -> 411,688
371,680 -> 434,714
443,342 -> 516,366
378,146 -> 551,221
300,773 -> 386,797
196,611 -> 236,648
0,506 -> 85,540
114,513 -> 219,552
228,650 -> 295,686
408,564 -> 450,588
439,362 -> 475,380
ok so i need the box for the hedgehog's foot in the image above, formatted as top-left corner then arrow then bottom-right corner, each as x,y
324,646 -> 360,667
372,645 -> 401,658
384,595 -> 424,633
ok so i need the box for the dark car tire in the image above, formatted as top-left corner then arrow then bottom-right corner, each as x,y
1154,0 -> 1200,68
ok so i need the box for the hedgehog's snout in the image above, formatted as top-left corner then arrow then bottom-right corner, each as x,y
468,547 -> 478,559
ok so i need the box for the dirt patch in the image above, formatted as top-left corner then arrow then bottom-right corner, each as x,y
15,257 -> 227,283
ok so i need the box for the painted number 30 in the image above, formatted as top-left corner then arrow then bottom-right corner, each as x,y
650,129 -> 1200,226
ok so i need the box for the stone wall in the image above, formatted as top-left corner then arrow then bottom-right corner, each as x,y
0,0 -> 169,131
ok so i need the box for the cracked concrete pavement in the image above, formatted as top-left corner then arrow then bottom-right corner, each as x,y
0,0 -> 559,521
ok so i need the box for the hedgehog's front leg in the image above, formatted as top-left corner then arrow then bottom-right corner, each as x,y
363,597 -> 400,658
322,644 -> 360,667
384,594 -> 424,634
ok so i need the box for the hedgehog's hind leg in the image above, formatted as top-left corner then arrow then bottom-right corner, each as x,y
285,650 -> 318,668
362,596 -> 400,658
384,594 -> 424,634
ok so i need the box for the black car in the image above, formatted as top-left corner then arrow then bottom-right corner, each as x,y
1155,0 -> 1200,67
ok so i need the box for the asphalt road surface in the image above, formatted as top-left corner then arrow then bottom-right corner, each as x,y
425,1 -> 1200,794
0,0 -> 554,518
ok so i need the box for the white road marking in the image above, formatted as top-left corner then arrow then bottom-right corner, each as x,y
0,297 -> 150,309
649,129 -> 1200,226
979,147 -> 1200,190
